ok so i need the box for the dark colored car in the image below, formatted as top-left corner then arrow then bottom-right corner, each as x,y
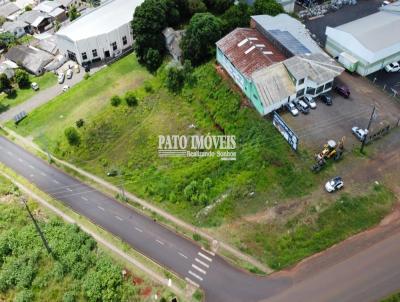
82,62 -> 91,73
295,100 -> 310,114
334,84 -> 350,98
319,93 -> 332,105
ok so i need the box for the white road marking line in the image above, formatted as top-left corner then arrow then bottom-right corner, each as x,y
185,277 -> 199,288
81,196 -> 88,201
66,188 -> 73,192
195,258 -> 210,268
53,180 -> 60,184
18,158 -> 23,162
156,239 -> 165,245
115,215 -> 123,221
201,247 -> 216,256
28,165 -> 35,170
98,206 -> 105,211
135,227 -> 143,233
178,252 -> 188,259
188,270 -> 203,281
40,172 -> 47,176
192,264 -> 206,275
198,252 -> 212,262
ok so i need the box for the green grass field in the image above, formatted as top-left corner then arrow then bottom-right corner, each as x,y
382,292 -> 400,302
0,175 -> 165,302
0,73 -> 57,112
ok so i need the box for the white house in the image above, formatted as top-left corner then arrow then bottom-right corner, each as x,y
55,0 -> 143,65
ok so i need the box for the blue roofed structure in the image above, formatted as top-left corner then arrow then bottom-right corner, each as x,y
268,30 -> 311,55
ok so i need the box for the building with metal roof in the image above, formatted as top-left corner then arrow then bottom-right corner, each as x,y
5,45 -> 54,75
0,2 -> 20,19
325,1 -> 400,76
56,0 -> 143,65
216,15 -> 343,116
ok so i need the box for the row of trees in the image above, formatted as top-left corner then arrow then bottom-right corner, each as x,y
131,0 -> 285,72
0,69 -> 31,96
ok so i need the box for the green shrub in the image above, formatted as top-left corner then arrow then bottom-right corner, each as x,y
110,95 -> 122,107
15,70 -> 31,89
76,119 -> 85,128
124,91 -> 138,107
64,127 -> 80,146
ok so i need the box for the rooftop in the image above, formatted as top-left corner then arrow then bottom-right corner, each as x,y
334,9 -> 400,52
34,1 -> 62,14
5,45 -> 54,74
56,0 -> 143,41
251,14 -> 322,55
283,53 -> 344,85
252,62 -> 296,108
216,28 -> 286,78
0,2 -> 20,18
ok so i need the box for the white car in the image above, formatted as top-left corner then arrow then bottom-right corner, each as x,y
58,72 -> 65,84
352,126 -> 368,141
31,82 -> 39,91
304,96 -> 317,109
287,102 -> 299,116
66,68 -> 73,79
325,176 -> 344,193
74,64 -> 80,73
62,85 -> 70,92
382,0 -> 391,6
385,62 -> 400,72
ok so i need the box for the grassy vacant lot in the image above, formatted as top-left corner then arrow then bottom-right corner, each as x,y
8,56 -> 396,268
0,73 -> 57,112
0,175 -> 165,302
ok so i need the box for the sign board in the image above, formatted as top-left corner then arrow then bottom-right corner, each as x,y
272,112 -> 299,151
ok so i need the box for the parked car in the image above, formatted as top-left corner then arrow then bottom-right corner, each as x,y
66,68 -> 73,79
62,85 -> 70,92
352,126 -> 368,141
74,64 -> 80,73
382,0 -> 392,6
297,99 -> 310,114
325,176 -> 344,192
82,62 -> 91,72
319,93 -> 332,106
286,101 -> 299,116
384,62 -> 400,72
58,72 -> 65,84
303,96 -> 317,109
31,82 -> 39,91
335,84 -> 350,98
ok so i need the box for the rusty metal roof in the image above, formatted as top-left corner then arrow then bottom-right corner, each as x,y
216,28 -> 286,78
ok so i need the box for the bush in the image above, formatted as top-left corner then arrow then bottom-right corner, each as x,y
64,127 -> 81,146
14,70 -> 30,89
110,95 -> 122,107
84,73 -> 90,80
165,66 -> 185,94
76,119 -> 85,128
124,91 -> 138,107
15,289 -> 33,302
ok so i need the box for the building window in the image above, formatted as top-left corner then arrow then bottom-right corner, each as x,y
298,78 -> 305,85
296,88 -> 305,97
81,52 -> 87,60
122,36 -> 127,45
316,85 -> 324,94
92,49 -> 98,57
324,81 -> 333,90
306,87 -> 316,95
111,42 -> 117,51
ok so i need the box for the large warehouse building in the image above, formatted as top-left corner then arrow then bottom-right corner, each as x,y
56,0 -> 143,65
325,1 -> 400,76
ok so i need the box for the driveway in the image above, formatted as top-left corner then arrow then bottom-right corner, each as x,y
0,71 -> 85,123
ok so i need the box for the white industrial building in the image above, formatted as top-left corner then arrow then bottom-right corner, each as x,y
56,0 -> 143,65
325,1 -> 400,76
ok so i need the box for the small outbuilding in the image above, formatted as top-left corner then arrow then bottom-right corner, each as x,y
6,45 -> 54,75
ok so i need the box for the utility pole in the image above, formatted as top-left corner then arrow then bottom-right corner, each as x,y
21,197 -> 53,256
360,106 -> 376,154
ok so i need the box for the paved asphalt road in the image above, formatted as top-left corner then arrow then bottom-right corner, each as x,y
1,135 -> 400,301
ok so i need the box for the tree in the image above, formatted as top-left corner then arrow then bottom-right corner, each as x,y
15,70 -> 30,89
221,2 -> 251,33
25,5 -> 32,11
0,16 -> 6,26
187,0 -> 207,15
182,59 -> 197,86
110,95 -> 122,107
144,48 -> 163,73
165,66 -> 185,94
181,13 -> 223,66
251,0 -> 284,16
64,127 -> 81,146
131,0 -> 167,71
0,32 -> 16,50
203,0 -> 233,14
0,74 -> 11,93
69,6 -> 80,21
124,91 -> 138,107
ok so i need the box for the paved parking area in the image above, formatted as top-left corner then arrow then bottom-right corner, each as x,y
281,72 -> 400,152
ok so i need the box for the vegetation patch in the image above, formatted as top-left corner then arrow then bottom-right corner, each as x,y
0,175 -> 166,302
